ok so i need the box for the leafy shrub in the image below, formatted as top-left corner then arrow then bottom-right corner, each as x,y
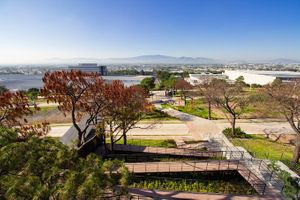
222,127 -> 251,138
130,171 -> 257,195
161,139 -> 177,148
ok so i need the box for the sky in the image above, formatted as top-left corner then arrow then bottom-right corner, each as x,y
0,0 -> 300,64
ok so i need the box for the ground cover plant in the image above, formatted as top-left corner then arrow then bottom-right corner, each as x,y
223,127 -> 251,138
129,171 -> 257,195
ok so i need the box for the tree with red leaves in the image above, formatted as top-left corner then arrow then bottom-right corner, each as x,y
0,91 -> 33,127
116,85 -> 149,145
103,81 -> 148,150
41,70 -> 108,147
174,79 -> 192,103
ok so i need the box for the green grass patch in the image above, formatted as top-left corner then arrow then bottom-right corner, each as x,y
30,105 -> 58,113
38,106 -> 58,112
108,139 -> 177,148
231,135 -> 299,171
162,99 -> 219,119
231,135 -> 300,175
130,171 -> 256,195
142,109 -> 178,121
231,135 -> 293,161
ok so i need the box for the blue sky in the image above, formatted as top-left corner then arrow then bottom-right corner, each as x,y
0,0 -> 299,63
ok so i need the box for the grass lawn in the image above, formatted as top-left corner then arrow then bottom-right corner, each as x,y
231,135 -> 293,161
30,105 -> 58,113
142,109 -> 178,121
108,139 -> 177,148
230,135 -> 300,174
162,99 -> 219,119
39,106 -> 58,112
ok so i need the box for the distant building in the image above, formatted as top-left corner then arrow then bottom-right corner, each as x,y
68,63 -> 108,76
186,73 -> 227,86
224,70 -> 300,85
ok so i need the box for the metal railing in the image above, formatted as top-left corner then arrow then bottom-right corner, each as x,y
211,137 -> 285,194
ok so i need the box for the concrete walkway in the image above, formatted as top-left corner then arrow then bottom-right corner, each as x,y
162,108 -> 221,140
214,119 -> 294,135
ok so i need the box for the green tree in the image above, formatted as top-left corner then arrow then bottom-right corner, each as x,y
140,77 -> 155,93
182,71 -> 189,78
156,70 -> 170,82
0,85 -> 8,94
235,76 -> 247,87
272,77 -> 282,86
0,126 -> 128,199
164,75 -> 177,96
26,88 -> 40,103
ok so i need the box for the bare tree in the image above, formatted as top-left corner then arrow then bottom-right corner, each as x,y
198,78 -> 217,120
211,79 -> 249,135
265,79 -> 300,163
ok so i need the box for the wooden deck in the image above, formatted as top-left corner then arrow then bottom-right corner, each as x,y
126,160 -> 243,173
111,144 -> 283,198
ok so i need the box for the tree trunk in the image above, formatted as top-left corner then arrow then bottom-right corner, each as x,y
285,117 -> 300,163
208,101 -> 212,120
231,116 -> 236,136
110,134 -> 114,152
292,136 -> 300,163
293,142 -> 300,163
123,129 -> 127,145
77,132 -> 83,147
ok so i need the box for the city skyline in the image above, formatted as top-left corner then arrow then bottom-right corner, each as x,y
0,0 -> 300,64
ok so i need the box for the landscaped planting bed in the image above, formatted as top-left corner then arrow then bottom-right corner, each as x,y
129,171 -> 257,195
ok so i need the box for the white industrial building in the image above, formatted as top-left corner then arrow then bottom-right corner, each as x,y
224,70 -> 300,85
187,73 -> 228,86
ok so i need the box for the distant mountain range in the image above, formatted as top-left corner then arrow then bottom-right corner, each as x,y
45,55 -> 300,64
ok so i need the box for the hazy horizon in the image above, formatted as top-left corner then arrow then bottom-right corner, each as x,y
0,0 -> 300,64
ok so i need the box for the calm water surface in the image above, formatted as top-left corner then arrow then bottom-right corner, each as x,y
0,74 -> 150,91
